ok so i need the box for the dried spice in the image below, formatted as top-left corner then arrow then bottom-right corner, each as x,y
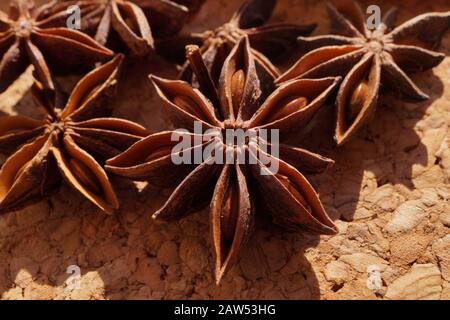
106,37 -> 339,283
159,0 -> 316,83
0,0 -> 113,95
277,0 -> 450,145
47,0 -> 191,56
0,55 -> 149,214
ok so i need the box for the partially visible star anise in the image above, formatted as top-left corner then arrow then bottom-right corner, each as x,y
277,0 -> 450,145
0,0 -> 113,95
106,37 -> 339,283
48,0 -> 192,56
130,0 -> 193,37
0,55 -> 149,214
159,0 -> 316,83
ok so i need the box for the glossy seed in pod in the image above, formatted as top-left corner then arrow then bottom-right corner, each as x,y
231,69 -> 245,118
267,96 -> 308,123
69,158 -> 102,194
145,145 -> 174,162
277,174 -> 311,213
347,80 -> 368,124
221,181 -> 239,243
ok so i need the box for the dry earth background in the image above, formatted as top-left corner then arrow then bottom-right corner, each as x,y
0,0 -> 449,300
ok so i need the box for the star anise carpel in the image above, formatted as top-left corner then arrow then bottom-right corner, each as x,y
159,0 -> 316,85
106,37 -> 339,283
0,0 -> 114,96
276,0 -> 450,145
0,54 -> 149,215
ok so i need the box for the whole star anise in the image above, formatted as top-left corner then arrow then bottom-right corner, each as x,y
277,0 -> 450,145
0,55 -> 149,214
159,0 -> 316,83
48,0 -> 191,56
106,37 -> 339,283
0,0 -> 114,95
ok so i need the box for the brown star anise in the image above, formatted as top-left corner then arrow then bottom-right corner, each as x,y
276,0 -> 450,145
0,0 -> 114,95
0,55 -> 149,214
48,0 -> 191,56
159,0 -> 316,83
106,37 -> 339,283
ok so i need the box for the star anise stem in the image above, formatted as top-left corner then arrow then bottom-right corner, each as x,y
185,44 -> 221,110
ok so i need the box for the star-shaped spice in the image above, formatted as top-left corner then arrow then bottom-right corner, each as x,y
106,37 -> 339,283
0,55 -> 149,214
159,0 -> 316,83
49,0 -> 192,56
277,0 -> 450,145
0,0 -> 114,95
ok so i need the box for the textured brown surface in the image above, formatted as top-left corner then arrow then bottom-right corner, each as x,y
0,0 -> 449,300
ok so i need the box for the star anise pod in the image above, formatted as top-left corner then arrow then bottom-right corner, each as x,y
106,37 -> 339,283
159,0 -> 316,83
0,0 -> 114,95
0,55 -> 149,214
276,0 -> 450,145
47,0 -> 191,56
